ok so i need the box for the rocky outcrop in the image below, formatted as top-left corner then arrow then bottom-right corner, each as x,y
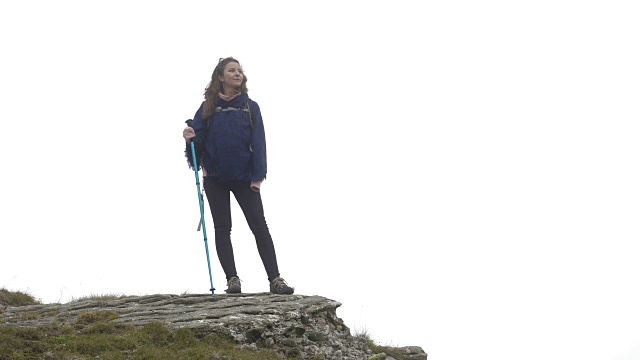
0,293 -> 427,360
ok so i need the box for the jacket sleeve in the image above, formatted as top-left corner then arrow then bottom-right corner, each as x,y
250,100 -> 267,182
184,101 -> 207,170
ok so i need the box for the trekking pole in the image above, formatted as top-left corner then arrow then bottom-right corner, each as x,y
188,129 -> 215,295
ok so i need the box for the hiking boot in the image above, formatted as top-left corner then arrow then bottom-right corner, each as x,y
225,276 -> 241,294
270,277 -> 294,295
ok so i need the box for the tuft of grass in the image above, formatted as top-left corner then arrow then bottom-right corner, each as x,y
68,293 -> 127,303
0,288 -> 41,306
353,326 -> 415,360
76,311 -> 120,324
19,309 -> 59,320
353,325 -> 372,342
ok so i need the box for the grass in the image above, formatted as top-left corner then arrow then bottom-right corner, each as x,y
68,293 -> 128,303
0,320 -> 289,360
0,288 -> 290,359
0,288 -> 41,307
354,326 -> 413,360
0,289 -> 291,359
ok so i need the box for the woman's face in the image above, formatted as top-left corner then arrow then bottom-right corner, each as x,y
219,62 -> 244,91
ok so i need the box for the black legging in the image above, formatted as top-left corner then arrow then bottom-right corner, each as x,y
203,177 -> 280,282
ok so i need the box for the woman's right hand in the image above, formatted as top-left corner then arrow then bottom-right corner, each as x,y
183,127 -> 195,142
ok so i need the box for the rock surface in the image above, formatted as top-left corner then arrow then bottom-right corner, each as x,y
0,293 -> 427,360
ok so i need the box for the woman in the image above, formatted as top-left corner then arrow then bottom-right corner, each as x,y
183,57 -> 294,295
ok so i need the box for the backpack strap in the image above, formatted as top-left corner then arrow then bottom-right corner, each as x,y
213,101 -> 254,128
247,101 -> 253,152
247,100 -> 253,128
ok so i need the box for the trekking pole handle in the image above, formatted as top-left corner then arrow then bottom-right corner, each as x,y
185,119 -> 196,144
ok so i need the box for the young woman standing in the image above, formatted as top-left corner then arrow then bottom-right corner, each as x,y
183,57 -> 294,295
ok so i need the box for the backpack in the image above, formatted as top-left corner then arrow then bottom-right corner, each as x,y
185,100 -> 253,128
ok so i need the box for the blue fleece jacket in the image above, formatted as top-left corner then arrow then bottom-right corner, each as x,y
186,93 -> 267,182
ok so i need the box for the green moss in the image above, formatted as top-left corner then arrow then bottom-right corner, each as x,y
368,353 -> 387,360
280,338 -> 297,347
369,343 -> 413,360
76,311 -> 119,324
307,330 -> 324,342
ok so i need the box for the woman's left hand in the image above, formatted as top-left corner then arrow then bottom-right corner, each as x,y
183,127 -> 195,142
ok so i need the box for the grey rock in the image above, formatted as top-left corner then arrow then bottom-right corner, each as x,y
0,293 -> 427,360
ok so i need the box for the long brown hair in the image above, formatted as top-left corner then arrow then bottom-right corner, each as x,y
202,57 -> 249,119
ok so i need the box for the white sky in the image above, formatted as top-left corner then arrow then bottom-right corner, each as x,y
1,1 -> 639,359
